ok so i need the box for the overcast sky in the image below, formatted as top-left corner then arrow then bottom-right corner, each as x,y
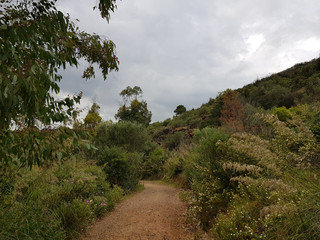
56,0 -> 320,122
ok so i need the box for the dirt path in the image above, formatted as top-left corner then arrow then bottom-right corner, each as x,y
81,181 -> 193,240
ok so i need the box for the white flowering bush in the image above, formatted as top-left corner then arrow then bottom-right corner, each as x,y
182,114 -> 320,239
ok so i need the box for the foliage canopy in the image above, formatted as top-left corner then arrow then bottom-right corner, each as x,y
84,103 -> 102,129
115,86 -> 152,125
174,105 -> 187,116
0,0 -> 119,130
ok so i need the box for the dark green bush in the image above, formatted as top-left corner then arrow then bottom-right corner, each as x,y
163,150 -> 187,181
183,128 -> 230,229
96,121 -> 150,152
97,146 -> 142,191
56,199 -> 93,238
141,146 -> 166,179
164,131 -> 185,150
0,203 -> 66,240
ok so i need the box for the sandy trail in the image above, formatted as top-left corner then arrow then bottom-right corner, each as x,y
81,181 -> 193,240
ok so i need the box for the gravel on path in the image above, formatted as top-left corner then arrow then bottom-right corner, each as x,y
81,181 -> 194,240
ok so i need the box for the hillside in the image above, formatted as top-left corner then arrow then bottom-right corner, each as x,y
147,58 -> 320,239
239,57 -> 320,108
150,57 -> 320,147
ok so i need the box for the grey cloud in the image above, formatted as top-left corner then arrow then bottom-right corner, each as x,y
57,0 -> 320,122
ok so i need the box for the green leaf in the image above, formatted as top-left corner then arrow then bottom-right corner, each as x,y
31,65 -> 37,74
12,75 -> 17,85
56,151 -> 63,161
90,144 -> 98,150
0,0 -> 119,130
12,95 -> 17,108
3,86 -> 8,98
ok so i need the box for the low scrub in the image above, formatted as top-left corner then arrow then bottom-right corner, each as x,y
165,114 -> 320,239
97,146 -> 143,191
0,159 -> 123,240
95,121 -> 150,152
96,121 -> 165,181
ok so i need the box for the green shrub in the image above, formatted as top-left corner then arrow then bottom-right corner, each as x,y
96,121 -> 150,152
213,201 -> 267,240
0,163 -> 16,199
141,146 -> 166,179
180,114 -> 320,239
89,196 -> 109,217
162,118 -> 171,126
273,106 -> 292,121
193,127 -> 228,145
310,111 -> 320,142
199,119 -> 216,129
56,199 -> 93,238
98,146 -> 142,191
102,185 -> 123,211
164,156 -> 184,179
0,158 -> 124,240
167,117 -> 185,128
164,131 -> 185,150
0,203 -> 66,240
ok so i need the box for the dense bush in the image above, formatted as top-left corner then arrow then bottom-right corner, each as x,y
96,121 -> 150,152
164,131 -> 186,150
273,106 -> 292,121
163,148 -> 188,181
97,146 -> 142,191
182,127 -> 230,229
176,114 -> 320,239
239,58 -> 320,109
95,121 -> 162,188
0,159 -> 123,240
141,146 -> 166,179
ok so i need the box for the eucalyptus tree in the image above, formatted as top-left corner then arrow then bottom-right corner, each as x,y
0,0 -> 118,167
0,0 -> 119,129
115,86 -> 152,126
84,103 -> 102,129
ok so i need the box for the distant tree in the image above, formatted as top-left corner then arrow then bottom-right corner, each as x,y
210,92 -> 225,125
262,85 -> 294,109
120,86 -> 143,105
84,103 -> 102,129
115,86 -> 152,125
219,90 -> 244,132
174,105 -> 187,116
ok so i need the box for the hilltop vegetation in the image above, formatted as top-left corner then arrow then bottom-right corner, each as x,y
150,57 -> 320,146
240,58 -> 320,108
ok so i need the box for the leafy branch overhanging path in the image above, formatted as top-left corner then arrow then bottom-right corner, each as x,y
81,181 -> 193,240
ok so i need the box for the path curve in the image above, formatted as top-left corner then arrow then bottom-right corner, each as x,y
81,181 -> 193,240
